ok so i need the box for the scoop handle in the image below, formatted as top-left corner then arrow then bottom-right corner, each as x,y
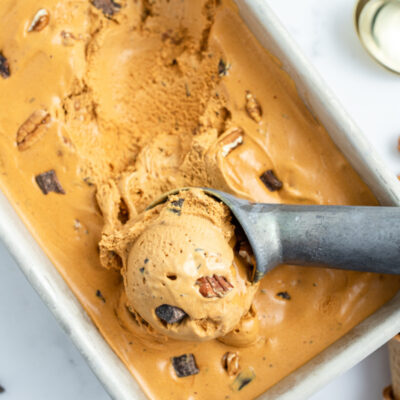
276,205 -> 400,274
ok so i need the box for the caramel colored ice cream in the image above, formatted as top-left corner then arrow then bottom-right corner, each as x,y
0,0 -> 399,399
101,188 -> 258,341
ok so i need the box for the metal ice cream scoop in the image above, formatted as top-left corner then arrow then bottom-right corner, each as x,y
149,188 -> 400,282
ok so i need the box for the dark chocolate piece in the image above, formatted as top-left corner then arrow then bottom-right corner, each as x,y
155,304 -> 187,324
169,197 -> 184,215
35,170 -> 65,195
260,169 -> 283,192
231,368 -> 256,391
218,59 -> 229,76
0,384 -> 4,394
0,53 -> 10,79
91,0 -> 121,17
171,354 -> 199,378
96,289 -> 106,303
277,291 -> 291,300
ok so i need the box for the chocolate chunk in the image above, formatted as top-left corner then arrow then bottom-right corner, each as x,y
260,169 -> 283,192
0,384 -> 4,394
196,275 -> 233,298
171,354 -> 199,378
218,59 -> 229,76
277,291 -> 291,300
96,289 -> 106,303
35,170 -> 65,195
0,53 -> 10,79
91,0 -> 121,16
231,367 -> 255,391
171,198 -> 184,208
169,198 -> 184,215
155,304 -> 187,324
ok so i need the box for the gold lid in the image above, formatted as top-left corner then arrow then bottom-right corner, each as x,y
355,0 -> 400,74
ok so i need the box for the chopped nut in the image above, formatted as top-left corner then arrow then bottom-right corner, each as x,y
237,240 -> 254,266
28,9 -> 50,32
118,198 -> 129,224
16,109 -> 50,151
155,304 -> 188,324
172,354 -> 199,378
245,91 -> 262,122
0,52 -> 10,79
61,31 -> 78,46
222,352 -> 240,376
91,0 -> 121,17
220,127 -> 244,157
196,275 -> 233,298
35,170 -> 65,195
260,169 -> 283,192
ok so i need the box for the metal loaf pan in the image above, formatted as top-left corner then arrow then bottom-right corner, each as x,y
1,1 -> 399,399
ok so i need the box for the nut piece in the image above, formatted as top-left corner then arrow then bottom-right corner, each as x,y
237,240 -> 254,266
260,169 -> 283,192
222,351 -> 240,376
155,304 -> 188,324
245,90 -> 262,122
220,127 -> 244,157
35,170 -> 65,195
0,52 -> 10,79
91,0 -> 121,17
172,354 -> 199,378
196,275 -> 233,298
16,109 -> 50,151
28,9 -> 50,32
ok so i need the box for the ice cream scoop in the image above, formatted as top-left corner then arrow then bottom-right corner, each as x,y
149,188 -> 400,282
123,189 -> 258,341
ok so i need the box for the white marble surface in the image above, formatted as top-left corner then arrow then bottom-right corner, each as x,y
0,0 -> 399,399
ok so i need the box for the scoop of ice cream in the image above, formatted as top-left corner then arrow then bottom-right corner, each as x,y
123,189 -> 258,341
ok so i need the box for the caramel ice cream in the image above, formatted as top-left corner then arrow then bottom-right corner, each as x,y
0,0 -> 399,399
101,188 -> 258,341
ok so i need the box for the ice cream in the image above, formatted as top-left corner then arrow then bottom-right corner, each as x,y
100,188 -> 258,341
0,0 -> 399,399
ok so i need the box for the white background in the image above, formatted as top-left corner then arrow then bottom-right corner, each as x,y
0,0 -> 399,399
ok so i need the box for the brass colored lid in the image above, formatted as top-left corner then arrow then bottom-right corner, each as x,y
355,0 -> 400,74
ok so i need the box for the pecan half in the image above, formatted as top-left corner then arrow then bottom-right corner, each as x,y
222,351 -> 240,376
220,127 -> 244,157
260,169 -> 283,192
16,109 -> 50,151
245,91 -> 262,122
0,52 -> 10,79
196,275 -> 233,298
28,9 -> 50,32
91,0 -> 121,17
172,354 -> 199,378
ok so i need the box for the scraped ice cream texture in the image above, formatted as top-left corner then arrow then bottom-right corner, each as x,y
100,188 -> 258,341
0,0 -> 399,399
